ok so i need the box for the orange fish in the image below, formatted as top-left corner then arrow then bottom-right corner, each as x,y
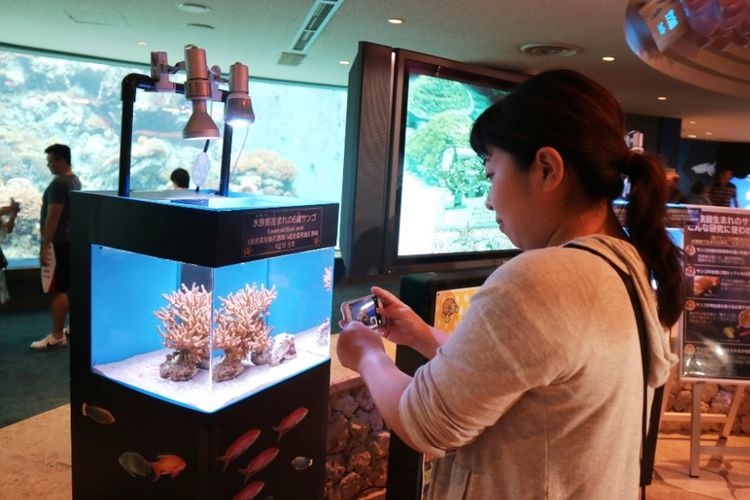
82,402 -> 115,425
151,454 -> 187,481
218,429 -> 261,472
239,448 -> 279,484
273,407 -> 308,442
232,481 -> 265,500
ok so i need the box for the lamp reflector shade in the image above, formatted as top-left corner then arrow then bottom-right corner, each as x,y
225,62 -> 255,127
225,93 -> 255,127
183,100 -> 220,140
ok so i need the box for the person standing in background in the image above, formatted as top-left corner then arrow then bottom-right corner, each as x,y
31,144 -> 81,349
706,168 -> 739,207
170,168 -> 190,189
665,168 -> 687,204
686,181 -> 712,205
0,198 -> 21,304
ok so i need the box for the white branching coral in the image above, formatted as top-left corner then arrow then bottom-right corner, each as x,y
212,283 -> 277,381
155,283 -> 212,381
323,266 -> 332,291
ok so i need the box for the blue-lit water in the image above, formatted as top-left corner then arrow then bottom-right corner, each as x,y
731,177 -> 750,209
90,245 -> 334,413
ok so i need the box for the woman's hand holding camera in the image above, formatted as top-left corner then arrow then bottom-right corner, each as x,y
370,286 -> 445,358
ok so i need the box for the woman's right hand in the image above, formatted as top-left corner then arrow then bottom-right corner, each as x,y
372,286 -> 444,358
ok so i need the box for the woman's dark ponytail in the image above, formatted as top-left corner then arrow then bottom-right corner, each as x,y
625,151 -> 685,327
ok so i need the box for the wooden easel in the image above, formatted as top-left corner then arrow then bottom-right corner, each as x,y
660,370 -> 750,477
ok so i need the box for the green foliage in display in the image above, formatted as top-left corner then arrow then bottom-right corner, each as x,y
404,75 -> 507,208
407,77 -> 473,118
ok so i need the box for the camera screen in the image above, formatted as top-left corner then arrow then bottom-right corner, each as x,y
343,295 -> 384,328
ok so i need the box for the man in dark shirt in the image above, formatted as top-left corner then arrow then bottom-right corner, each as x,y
31,144 -> 82,349
706,168 -> 739,208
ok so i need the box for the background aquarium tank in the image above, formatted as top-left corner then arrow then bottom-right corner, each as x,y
0,47 -> 346,266
91,246 -> 333,413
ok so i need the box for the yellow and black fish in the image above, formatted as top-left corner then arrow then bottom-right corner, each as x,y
119,452 -> 151,478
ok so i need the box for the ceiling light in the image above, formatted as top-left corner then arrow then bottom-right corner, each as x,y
519,43 -> 582,57
388,18 -> 404,25
602,56 -> 615,62
339,60 -> 350,65
689,120 -> 696,124
136,40 -> 148,46
657,96 -> 667,101
687,134 -> 697,138
706,132 -> 713,136
177,3 -> 210,13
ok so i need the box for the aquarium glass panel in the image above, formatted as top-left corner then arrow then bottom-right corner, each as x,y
90,244 -> 332,413
397,70 -> 515,256
0,48 -> 346,266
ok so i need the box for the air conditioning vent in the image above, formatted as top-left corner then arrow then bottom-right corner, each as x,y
519,43 -> 582,57
284,0 -> 344,58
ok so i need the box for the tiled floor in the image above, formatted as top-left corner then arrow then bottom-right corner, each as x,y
2,405 -> 750,499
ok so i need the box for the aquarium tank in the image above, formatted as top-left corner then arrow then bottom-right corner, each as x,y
0,48 -> 347,266
90,222 -> 334,413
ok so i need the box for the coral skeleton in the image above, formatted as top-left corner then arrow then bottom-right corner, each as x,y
252,333 -> 297,367
213,283 -> 277,381
155,283 -> 212,381
323,266 -> 332,291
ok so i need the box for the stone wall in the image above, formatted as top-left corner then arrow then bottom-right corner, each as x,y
326,379 -> 390,500
662,381 -> 750,433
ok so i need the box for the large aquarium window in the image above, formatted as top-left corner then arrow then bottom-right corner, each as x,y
0,48 -> 347,267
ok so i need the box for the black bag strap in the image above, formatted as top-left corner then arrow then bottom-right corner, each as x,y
566,243 -> 664,498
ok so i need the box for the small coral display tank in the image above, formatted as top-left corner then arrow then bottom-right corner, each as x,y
79,190 -> 337,413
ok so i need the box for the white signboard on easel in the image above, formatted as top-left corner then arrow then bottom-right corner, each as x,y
672,205 -> 750,477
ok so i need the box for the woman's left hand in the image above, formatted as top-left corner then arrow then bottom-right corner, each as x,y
336,320 -> 386,373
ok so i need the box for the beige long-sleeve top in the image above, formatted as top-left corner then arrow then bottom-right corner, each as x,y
400,235 -> 676,499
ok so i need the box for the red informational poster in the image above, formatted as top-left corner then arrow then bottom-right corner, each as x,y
40,244 -> 56,294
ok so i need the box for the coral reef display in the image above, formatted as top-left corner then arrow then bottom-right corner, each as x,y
155,283 -> 212,381
213,284 -> 277,382
0,49 -> 346,262
153,281 -> 312,383
0,178 -> 42,258
229,149 -> 298,196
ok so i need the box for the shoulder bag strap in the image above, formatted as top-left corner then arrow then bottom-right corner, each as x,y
565,243 -> 664,498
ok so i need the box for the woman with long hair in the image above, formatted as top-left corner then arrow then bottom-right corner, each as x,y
337,70 -> 684,499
